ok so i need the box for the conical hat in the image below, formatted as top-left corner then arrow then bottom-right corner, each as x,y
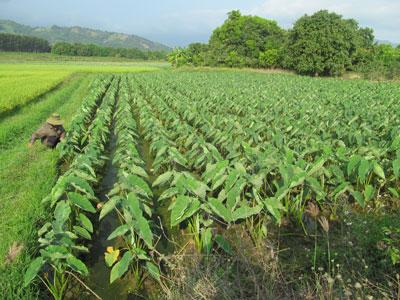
46,113 -> 63,126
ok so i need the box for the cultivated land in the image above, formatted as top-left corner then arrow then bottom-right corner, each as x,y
0,55 -> 399,299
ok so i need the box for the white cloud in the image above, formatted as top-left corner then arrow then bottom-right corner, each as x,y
159,9 -> 229,34
248,0 -> 400,41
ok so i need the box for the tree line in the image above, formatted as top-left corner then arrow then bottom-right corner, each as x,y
169,10 -> 400,78
51,42 -> 167,60
0,33 -> 167,60
0,33 -> 50,52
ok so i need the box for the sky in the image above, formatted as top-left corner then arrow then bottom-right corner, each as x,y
0,0 -> 399,47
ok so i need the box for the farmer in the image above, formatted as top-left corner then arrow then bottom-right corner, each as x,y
28,113 -> 65,148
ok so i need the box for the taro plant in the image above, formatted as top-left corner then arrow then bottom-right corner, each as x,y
24,201 -> 89,300
24,77 -> 118,298
59,75 -> 113,161
99,79 -> 162,289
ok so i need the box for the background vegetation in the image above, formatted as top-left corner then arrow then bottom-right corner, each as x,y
51,42 -> 167,60
0,32 -> 168,61
169,10 -> 400,79
0,32 -> 50,53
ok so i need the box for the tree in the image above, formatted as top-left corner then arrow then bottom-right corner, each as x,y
375,44 -> 400,66
50,41 -> 166,60
167,48 -> 189,67
285,10 -> 374,76
259,49 -> 279,68
0,33 -> 50,52
186,43 -> 209,66
207,10 -> 286,67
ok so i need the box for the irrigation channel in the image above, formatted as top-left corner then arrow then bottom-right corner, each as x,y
66,80 -> 183,299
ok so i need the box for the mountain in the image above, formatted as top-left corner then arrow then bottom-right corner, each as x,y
0,19 -> 171,52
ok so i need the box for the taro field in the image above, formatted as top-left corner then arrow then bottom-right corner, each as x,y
2,70 -> 400,299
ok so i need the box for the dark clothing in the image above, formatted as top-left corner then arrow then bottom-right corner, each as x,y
30,123 -> 65,148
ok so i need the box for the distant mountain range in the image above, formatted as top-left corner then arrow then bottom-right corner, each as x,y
0,19 -> 171,52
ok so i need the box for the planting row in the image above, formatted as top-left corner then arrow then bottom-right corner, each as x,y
23,77 -> 119,297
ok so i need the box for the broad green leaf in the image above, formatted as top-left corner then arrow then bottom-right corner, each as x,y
234,162 -> 247,174
38,222 -> 51,236
169,147 -> 188,167
79,213 -> 93,233
40,245 -> 70,260
68,175 -> 95,196
180,198 -> 201,223
66,256 -> 89,276
231,204 -> 262,222
306,177 -> 326,199
23,257 -> 44,287
158,187 -> 180,201
263,197 -> 285,223
215,234 -> 233,255
72,245 -> 89,253
133,247 -> 150,261
99,196 -> 120,220
183,176 -> 208,199
391,136 -> 400,150
373,162 -> 385,180
203,160 -> 228,183
201,227 -> 213,255
226,178 -> 246,211
127,193 -> 153,248
126,192 -> 141,214
125,175 -> 153,197
152,171 -> 173,187
73,226 -> 92,240
250,174 -> 264,190
211,174 -> 227,191
225,170 -> 240,191
364,185 -> 374,202
135,216 -> 153,249
358,159 -> 370,183
289,172 -> 306,189
208,197 -> 232,222
333,182 -> 351,200
352,191 -> 365,207
73,170 -> 96,183
388,187 -> 399,198
54,201 -> 71,226
330,165 -> 345,180
68,192 -> 96,213
105,249 -> 120,267
145,261 -> 161,283
393,159 -> 400,179
110,252 -> 133,284
307,158 -> 326,176
169,195 -> 192,227
107,225 -> 130,241
129,165 -> 148,179
347,155 -> 361,176
275,187 -> 290,202
50,176 -> 69,206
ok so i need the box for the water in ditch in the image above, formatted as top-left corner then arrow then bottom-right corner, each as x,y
71,105 -> 136,299
69,96 -> 188,299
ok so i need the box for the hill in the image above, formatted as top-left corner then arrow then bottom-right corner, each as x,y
0,19 -> 171,52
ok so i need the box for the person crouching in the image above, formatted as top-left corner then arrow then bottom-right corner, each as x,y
28,113 -> 65,148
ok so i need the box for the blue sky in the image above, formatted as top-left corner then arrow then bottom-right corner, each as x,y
0,0 -> 399,47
